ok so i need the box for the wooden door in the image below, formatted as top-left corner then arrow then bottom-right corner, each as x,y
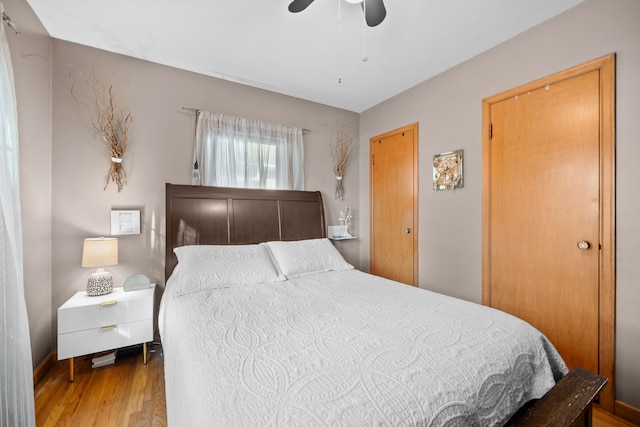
370,123 -> 418,286
482,55 -> 615,409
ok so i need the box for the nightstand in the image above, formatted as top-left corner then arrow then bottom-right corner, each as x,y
57,284 -> 155,381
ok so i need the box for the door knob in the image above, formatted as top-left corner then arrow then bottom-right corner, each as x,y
403,228 -> 411,234
577,241 -> 591,250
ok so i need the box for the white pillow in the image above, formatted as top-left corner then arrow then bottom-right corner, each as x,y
172,244 -> 284,295
264,238 -> 353,279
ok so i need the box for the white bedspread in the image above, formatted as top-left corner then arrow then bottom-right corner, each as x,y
159,269 -> 567,426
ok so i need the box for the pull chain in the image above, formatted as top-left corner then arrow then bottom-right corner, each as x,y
362,0 -> 368,61
362,24 -> 368,61
337,0 -> 343,83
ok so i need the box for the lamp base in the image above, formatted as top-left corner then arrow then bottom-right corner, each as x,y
87,269 -> 114,296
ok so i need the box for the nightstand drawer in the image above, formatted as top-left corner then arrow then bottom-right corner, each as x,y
58,318 -> 153,360
58,288 -> 153,334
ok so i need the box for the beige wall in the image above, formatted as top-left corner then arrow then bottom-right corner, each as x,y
49,40 -> 360,342
7,0 -> 639,413
359,0 -> 640,408
7,0 -> 359,372
6,0 -> 53,369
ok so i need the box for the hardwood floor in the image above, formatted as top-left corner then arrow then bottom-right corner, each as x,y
34,343 -> 636,427
34,344 -> 166,426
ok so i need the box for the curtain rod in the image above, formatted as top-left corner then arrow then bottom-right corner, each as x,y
2,12 -> 21,35
181,106 -> 310,133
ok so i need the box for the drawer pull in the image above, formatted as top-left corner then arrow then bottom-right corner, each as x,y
100,325 -> 117,331
99,301 -> 117,307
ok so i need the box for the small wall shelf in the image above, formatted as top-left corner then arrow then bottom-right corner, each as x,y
329,236 -> 357,241
328,225 -> 355,241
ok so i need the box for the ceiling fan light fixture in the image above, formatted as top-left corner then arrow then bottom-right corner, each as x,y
288,0 -> 385,27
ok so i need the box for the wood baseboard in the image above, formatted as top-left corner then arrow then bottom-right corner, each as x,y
33,352 -> 56,386
615,400 -> 640,426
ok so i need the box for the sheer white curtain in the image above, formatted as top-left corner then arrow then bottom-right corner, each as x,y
193,111 -> 304,190
0,3 -> 36,425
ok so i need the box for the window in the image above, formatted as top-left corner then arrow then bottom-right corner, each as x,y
193,111 -> 304,190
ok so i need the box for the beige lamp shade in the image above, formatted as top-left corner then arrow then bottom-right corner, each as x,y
82,237 -> 118,296
82,237 -> 118,268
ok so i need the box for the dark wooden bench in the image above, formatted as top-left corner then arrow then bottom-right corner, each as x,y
507,367 -> 608,426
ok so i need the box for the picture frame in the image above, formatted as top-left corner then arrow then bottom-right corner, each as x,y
110,209 -> 141,235
433,150 -> 464,190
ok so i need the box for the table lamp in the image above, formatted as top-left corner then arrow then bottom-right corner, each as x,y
82,237 -> 118,296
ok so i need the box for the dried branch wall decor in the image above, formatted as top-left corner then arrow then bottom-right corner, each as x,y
72,73 -> 135,192
331,121 -> 354,200
96,84 -> 133,191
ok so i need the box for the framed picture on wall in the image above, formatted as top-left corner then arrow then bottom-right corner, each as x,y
433,150 -> 463,190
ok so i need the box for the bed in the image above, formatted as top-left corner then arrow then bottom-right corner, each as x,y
159,184 -> 607,426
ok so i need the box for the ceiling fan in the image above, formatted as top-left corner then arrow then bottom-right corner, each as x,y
288,0 -> 387,27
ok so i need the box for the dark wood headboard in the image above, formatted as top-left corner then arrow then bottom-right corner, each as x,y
165,184 -> 326,281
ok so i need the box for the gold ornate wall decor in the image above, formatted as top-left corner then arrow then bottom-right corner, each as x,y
433,150 -> 463,190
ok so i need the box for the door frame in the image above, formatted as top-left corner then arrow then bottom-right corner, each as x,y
481,54 -> 615,410
369,123 -> 419,286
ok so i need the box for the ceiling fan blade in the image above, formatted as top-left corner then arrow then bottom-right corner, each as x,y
288,0 -> 316,13
363,0 -> 386,27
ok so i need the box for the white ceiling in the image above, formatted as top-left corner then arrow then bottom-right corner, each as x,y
25,0 -> 583,113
